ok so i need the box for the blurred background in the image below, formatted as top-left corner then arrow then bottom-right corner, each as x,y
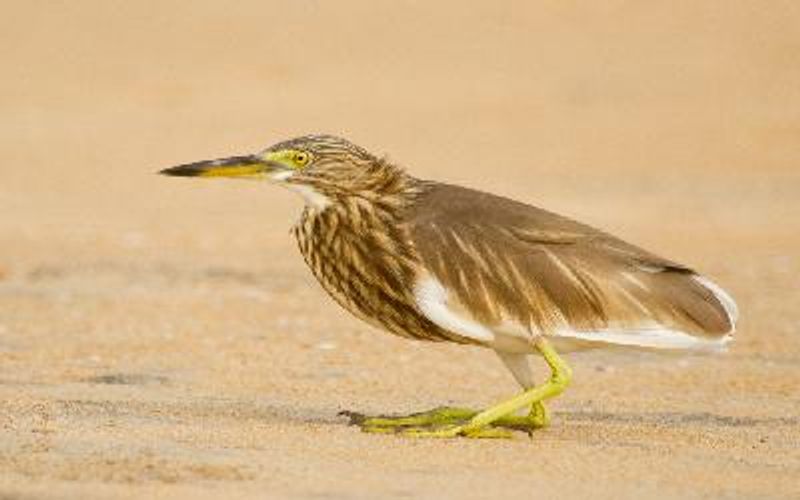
0,2 -> 798,499
3,1 -> 797,266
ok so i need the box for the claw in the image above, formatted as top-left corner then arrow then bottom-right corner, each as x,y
344,404 -> 548,438
338,410 -> 368,426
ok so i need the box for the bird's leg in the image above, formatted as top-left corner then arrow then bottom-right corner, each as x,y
403,339 -> 571,438
493,350 -> 550,431
351,405 -> 548,436
347,341 -> 564,438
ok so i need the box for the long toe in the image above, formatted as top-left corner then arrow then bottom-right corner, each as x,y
401,424 -> 512,439
354,406 -> 478,429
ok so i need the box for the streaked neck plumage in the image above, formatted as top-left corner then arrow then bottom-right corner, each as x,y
286,158 -> 421,214
288,160 -> 461,342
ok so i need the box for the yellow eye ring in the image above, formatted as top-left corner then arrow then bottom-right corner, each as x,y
294,151 -> 310,166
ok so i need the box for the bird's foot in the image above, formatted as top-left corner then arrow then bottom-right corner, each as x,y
341,403 -> 549,438
341,406 -> 477,430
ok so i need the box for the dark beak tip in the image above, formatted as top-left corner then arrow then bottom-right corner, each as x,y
158,155 -> 265,177
159,165 -> 201,177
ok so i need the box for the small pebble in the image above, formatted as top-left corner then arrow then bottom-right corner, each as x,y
121,231 -> 147,248
316,341 -> 337,351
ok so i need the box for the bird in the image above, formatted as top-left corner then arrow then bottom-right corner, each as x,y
160,134 -> 738,438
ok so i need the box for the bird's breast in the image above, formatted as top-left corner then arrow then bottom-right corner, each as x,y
291,205 -> 476,344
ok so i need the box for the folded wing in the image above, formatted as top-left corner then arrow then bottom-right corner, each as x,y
408,183 -> 737,350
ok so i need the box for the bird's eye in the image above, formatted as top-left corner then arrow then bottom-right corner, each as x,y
294,152 -> 310,166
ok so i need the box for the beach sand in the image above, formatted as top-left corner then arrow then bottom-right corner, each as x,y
1,2 -> 798,498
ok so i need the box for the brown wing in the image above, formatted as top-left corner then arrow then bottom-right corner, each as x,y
407,183 -> 736,345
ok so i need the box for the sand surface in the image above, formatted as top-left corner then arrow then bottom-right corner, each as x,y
1,2 -> 799,498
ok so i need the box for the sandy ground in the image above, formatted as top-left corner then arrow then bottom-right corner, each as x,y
1,2 -> 799,499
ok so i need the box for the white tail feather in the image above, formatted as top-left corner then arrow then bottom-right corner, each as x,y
554,327 -> 732,352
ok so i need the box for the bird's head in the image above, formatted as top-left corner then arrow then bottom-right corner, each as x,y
160,135 -> 409,210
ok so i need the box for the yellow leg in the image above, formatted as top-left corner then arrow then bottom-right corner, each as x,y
404,339 -> 571,438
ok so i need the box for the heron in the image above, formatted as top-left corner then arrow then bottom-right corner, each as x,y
160,134 -> 737,438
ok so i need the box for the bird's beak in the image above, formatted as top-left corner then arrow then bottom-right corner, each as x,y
159,155 -> 286,180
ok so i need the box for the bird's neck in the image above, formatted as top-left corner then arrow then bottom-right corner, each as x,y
290,167 -> 427,338
289,159 -> 424,214
291,160 -> 427,262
